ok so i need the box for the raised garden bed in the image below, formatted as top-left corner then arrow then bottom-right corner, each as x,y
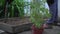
0,17 -> 32,33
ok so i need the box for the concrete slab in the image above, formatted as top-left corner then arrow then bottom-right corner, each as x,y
0,30 -> 7,34
0,23 -> 32,33
18,26 -> 60,34
18,31 -> 32,34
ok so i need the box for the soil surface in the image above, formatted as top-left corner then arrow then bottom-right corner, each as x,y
0,17 -> 31,25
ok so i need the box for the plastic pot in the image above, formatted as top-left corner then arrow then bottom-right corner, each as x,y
32,25 -> 44,34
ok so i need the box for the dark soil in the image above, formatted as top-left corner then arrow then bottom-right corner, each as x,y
0,17 -> 31,25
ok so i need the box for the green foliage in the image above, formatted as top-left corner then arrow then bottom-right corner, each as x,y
0,0 -> 5,6
14,0 -> 25,18
0,0 -> 5,18
30,0 -> 51,28
0,0 -> 26,18
8,0 -> 25,18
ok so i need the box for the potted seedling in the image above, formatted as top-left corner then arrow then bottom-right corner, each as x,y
30,0 -> 51,34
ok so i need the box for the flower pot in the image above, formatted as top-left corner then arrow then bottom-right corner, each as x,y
32,25 -> 44,34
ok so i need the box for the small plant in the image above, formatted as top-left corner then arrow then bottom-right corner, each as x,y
30,0 -> 51,29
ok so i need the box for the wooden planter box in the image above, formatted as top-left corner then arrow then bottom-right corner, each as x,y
0,17 -> 32,33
